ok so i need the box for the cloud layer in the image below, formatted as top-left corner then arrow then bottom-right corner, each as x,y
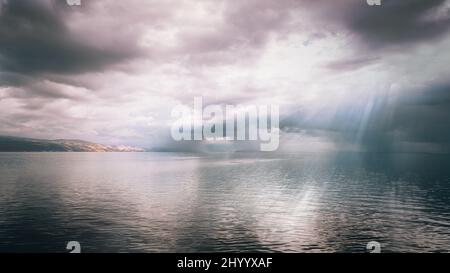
1,0 -> 449,153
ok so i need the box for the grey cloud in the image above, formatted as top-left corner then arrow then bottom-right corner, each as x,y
0,72 -> 34,87
388,82 -> 450,143
5,81 -> 84,101
397,82 -> 450,106
348,0 -> 450,48
1,0 -> 450,152
0,0 -> 141,81
325,56 -> 380,71
173,0 -> 301,65
307,0 -> 450,49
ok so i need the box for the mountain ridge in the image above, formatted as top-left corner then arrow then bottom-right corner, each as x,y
0,135 -> 145,152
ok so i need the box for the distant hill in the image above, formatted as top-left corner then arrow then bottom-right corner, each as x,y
0,136 -> 145,152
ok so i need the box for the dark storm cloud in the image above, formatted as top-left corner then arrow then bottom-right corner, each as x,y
388,82 -> 450,144
0,72 -> 33,87
0,0 -> 140,82
399,82 -> 450,106
310,0 -> 450,48
348,0 -> 450,47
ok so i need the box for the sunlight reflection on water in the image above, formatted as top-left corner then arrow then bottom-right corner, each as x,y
0,152 -> 449,253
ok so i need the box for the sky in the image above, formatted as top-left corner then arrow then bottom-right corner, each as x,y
0,0 -> 449,153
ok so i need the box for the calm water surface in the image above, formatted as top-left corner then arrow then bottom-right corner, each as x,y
0,152 -> 450,252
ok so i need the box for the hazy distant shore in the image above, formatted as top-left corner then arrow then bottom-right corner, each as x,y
0,135 -> 144,152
